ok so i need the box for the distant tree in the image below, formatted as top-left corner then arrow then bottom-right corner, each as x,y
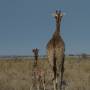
81,53 -> 87,59
69,54 -> 74,56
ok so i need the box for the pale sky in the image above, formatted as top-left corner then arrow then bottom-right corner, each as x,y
0,0 -> 90,55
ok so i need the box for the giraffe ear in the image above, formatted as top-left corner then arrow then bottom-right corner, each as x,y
52,13 -> 58,17
60,12 -> 66,16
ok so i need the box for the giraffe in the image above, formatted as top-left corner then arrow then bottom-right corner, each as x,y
32,48 -> 45,90
46,10 -> 65,90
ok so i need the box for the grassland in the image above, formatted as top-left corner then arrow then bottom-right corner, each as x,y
0,56 -> 90,90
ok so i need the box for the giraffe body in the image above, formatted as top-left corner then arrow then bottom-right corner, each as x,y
32,66 -> 45,90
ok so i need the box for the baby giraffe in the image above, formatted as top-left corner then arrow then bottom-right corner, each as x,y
32,48 -> 45,90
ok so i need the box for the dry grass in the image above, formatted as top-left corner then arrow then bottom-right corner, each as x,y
64,57 -> 90,90
0,57 -> 90,90
0,60 -> 33,90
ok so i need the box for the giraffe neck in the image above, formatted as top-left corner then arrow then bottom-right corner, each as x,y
56,21 -> 60,34
53,22 -> 60,37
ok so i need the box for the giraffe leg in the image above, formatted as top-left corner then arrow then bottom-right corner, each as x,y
43,81 -> 45,90
56,53 -> 65,90
53,79 -> 56,90
43,77 -> 46,90
37,83 -> 40,90
53,77 -> 58,90
56,77 -> 58,90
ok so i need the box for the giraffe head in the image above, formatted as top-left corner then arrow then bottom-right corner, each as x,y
32,48 -> 39,65
32,48 -> 39,57
53,10 -> 64,24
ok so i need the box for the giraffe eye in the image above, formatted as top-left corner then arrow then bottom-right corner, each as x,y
60,14 -> 63,16
55,14 -> 58,17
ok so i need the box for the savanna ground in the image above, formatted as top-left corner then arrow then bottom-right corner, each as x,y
0,56 -> 90,90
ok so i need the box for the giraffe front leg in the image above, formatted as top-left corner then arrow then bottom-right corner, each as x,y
43,81 -> 46,90
43,78 -> 46,90
53,79 -> 56,90
37,83 -> 40,90
53,78 -> 58,90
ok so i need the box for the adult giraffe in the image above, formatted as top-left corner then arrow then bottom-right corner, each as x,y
46,10 -> 65,90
